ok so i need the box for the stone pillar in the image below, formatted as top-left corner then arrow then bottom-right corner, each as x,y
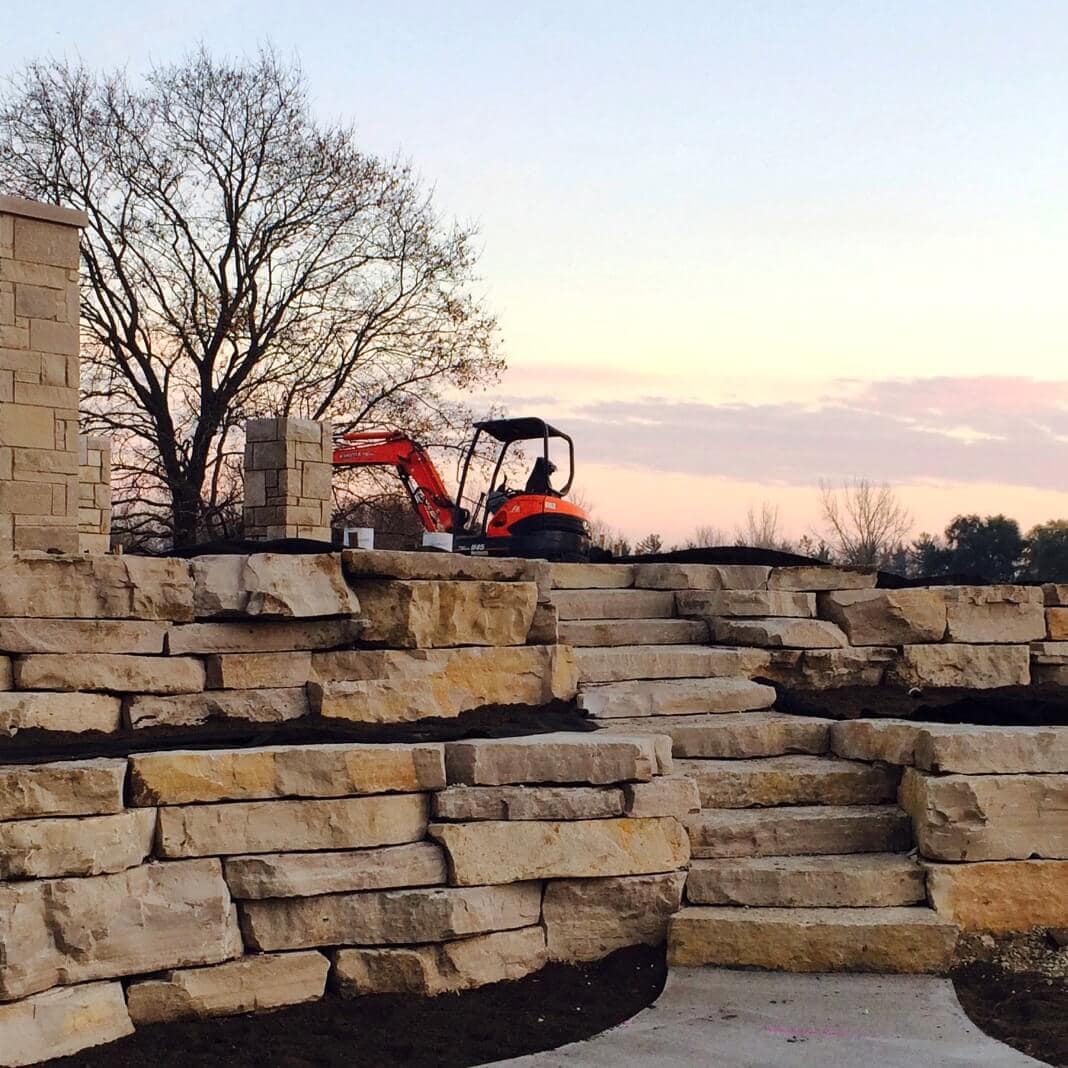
0,195 -> 86,553
78,434 -> 112,553
243,418 -> 333,542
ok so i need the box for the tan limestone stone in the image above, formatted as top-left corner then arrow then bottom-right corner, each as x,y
622,776 -> 701,818
0,619 -> 166,654
344,548 -> 535,584
830,718 -> 923,764
0,758 -> 125,820
911,723 -> 1068,774
558,617 -> 708,647
677,589 -> 815,619
550,562 -> 635,588
224,842 -> 447,899
633,563 -> 771,591
767,566 -> 877,591
239,882 -> 543,952
818,589 -> 946,645
526,602 -> 558,644
0,859 -> 241,1000
1043,584 -> 1068,607
204,651 -> 311,690
543,872 -> 686,961
578,677 -> 775,718
15,653 -> 205,695
941,585 -> 1045,643
428,816 -> 689,885
787,647 -> 898,688
167,618 -> 362,655
432,784 -> 624,820
333,927 -> 546,996
711,617 -> 848,649
550,588 -> 676,620
575,644 -> 772,684
126,951 -> 330,1024
1048,608 -> 1068,641
130,742 -> 445,805
889,644 -> 1031,688
126,688 -> 309,729
924,860 -> 1068,931
0,692 -> 121,735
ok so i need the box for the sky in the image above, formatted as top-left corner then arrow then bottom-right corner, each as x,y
4,1 -> 1068,544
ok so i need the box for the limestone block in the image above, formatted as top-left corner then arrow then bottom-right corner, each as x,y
1048,608 -> 1068,641
912,723 -> 1068,774
818,589 -> 946,645
559,618 -> 708,647
0,619 -> 166,654
578,677 -> 775,718
239,883 -> 543,952
126,951 -> 330,1024
0,758 -> 125,820
574,644 -> 772,684
900,768 -> 1068,861
126,688 -> 309,729
167,618 -> 362,655
0,554 -> 193,620
443,733 -> 660,786
527,601 -> 558,644
622,776 -> 701,818
788,647 -> 898,688
0,692 -> 121,735
15,653 -> 205,694
941,585 -> 1045,643
550,589 -> 676,620
156,794 -> 429,858
432,785 -> 625,821
550,562 -> 635,588
130,742 -> 445,805
191,554 -> 360,619
333,926 -> 547,996
677,590 -> 815,619
352,580 -> 537,648
0,981 -> 133,1066
711,618 -> 848,649
428,817 -> 689,885
924,860 -> 1068,931
888,644 -> 1030,688
633,564 -> 771,590
0,809 -> 155,879
830,719 -> 923,765
768,566 -> 877,591
224,842 -> 447,899
542,871 -> 686,962
343,549 -> 535,584
0,859 -> 241,1001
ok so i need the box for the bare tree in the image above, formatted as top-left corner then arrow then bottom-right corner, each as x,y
684,523 -> 728,548
818,478 -> 912,567
735,501 -> 793,551
634,532 -> 663,555
0,49 -> 502,547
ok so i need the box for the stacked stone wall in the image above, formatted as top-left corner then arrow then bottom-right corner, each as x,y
77,434 -> 111,553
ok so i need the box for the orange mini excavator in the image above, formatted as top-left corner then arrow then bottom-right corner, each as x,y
332,417 -> 593,561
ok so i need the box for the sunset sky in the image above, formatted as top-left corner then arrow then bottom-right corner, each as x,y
5,2 -> 1068,544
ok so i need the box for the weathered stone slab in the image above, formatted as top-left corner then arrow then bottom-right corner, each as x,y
1048,608 -> 1068,641
311,645 -> 578,722
344,548 -> 535,584
900,767 -> 1068,861
240,883 -> 543,952
785,647 -> 897,688
622,776 -> 701,818
192,553 -> 360,619
941,585 -> 1045,643
551,589 -> 675,620
127,688 -> 309,729
543,872 -> 686,961
711,618 -> 848,649
550,563 -> 634,589
352,580 -> 537,647
0,981 -> 134,1066
0,692 -> 121,735
768,566 -> 876,591
0,758 -> 125,820
633,564 -> 771,591
158,794 -> 428,858
15,654 -> 205,695
676,755 -> 899,808
830,719 -> 922,765
912,723 -> 1068,774
333,927 -> 546,996
0,859 -> 241,1000
559,618 -> 708,647
677,590 -> 815,619
687,854 -> 925,908
432,785 -> 624,820
685,804 -> 911,858
578,677 -> 775,719
0,619 -> 167,654
818,589 -> 946,645
204,651 -> 312,690
668,906 -> 957,972
428,817 -> 689,884
443,733 -> 659,786
130,743 -> 445,805
0,554 -> 193,621
126,951 -> 329,1024
0,809 -> 155,879
575,644 -> 772,684
167,618 -> 362,655
224,842 -> 447,899
924,860 -> 1068,931
889,644 -> 1030,688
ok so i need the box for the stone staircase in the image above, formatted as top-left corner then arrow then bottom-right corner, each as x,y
550,564 -> 960,975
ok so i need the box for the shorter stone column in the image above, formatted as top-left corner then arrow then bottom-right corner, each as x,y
77,434 -> 112,553
243,418 -> 333,542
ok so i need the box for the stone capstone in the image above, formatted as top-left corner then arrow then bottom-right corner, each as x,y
431,785 -> 625,820
889,643 -> 1031,688
0,692 -> 121,736
819,589 -> 947,646
0,758 -> 125,820
126,688 -> 309,729
767,566 -> 876,591
941,585 -> 1046,643
549,563 -> 635,589
14,654 -> 205,695
344,548 -> 537,584
633,564 -> 772,591
924,860 -> 1068,931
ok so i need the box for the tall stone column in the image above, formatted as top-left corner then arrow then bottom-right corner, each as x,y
243,418 -> 334,542
0,196 -> 86,553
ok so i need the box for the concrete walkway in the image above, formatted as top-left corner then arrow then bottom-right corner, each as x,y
495,968 -> 1046,1067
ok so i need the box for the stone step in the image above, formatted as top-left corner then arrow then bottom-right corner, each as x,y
575,645 -> 771,684
686,853 -> 926,907
559,618 -> 708,648
550,589 -> 675,621
597,712 -> 832,759
578,678 -> 775,719
675,754 -> 900,808
684,804 -> 912,858
667,906 -> 958,972
549,563 -> 635,590
712,617 -> 849,649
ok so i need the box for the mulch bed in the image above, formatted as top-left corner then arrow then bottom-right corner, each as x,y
51,944 -> 666,1068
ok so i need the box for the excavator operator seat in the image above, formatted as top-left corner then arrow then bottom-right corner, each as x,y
524,457 -> 559,496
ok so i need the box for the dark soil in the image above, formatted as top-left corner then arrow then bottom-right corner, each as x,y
954,963 -> 1068,1067
51,944 -> 666,1068
0,701 -> 592,765
775,684 -> 1068,727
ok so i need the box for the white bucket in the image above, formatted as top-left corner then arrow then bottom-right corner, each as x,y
421,532 -> 454,552
344,526 -> 375,549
